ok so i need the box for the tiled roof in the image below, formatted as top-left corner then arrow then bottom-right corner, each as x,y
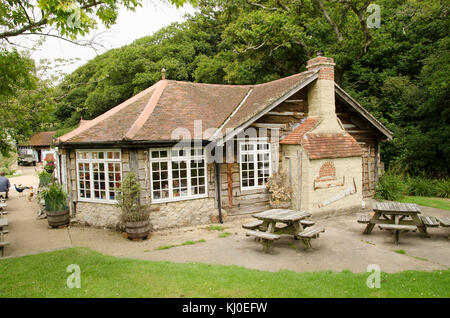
57,71 -> 317,144
302,132 -> 363,159
281,118 -> 362,159
280,117 -> 321,145
26,131 -> 56,146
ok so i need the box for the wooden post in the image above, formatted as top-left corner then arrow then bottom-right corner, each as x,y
374,138 -> 380,184
227,163 -> 233,209
129,149 -> 139,175
297,149 -> 302,209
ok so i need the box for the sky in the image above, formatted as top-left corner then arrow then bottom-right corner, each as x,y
21,1 -> 196,78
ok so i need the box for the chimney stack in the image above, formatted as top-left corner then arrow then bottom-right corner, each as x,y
306,52 -> 342,132
161,68 -> 166,80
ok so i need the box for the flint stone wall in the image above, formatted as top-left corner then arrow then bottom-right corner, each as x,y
75,198 -> 218,230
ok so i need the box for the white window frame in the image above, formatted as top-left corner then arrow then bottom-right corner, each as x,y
76,149 -> 122,204
150,147 -> 208,203
239,140 -> 272,191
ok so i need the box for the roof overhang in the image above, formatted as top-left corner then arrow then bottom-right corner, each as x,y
334,83 -> 393,140
213,72 -> 319,146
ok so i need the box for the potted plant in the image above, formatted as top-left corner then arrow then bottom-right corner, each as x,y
43,154 -> 56,174
116,172 -> 150,240
39,170 -> 54,188
40,184 -> 70,228
265,173 -> 293,209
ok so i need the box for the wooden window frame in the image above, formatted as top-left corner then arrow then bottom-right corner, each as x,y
76,149 -> 122,204
149,147 -> 208,203
239,141 -> 272,191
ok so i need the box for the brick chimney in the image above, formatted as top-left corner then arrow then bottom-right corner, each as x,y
306,52 -> 343,132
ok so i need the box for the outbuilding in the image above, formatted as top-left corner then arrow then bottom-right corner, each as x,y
56,54 -> 393,230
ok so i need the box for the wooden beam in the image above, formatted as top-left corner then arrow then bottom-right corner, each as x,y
346,129 -> 371,133
266,111 -> 305,116
227,163 -> 233,209
251,123 -> 286,129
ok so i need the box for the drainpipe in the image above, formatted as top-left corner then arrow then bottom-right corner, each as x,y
215,161 -> 223,224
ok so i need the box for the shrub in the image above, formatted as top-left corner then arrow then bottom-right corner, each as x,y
39,171 -> 53,187
374,172 -> 405,201
40,184 -> 68,212
435,179 -> 450,198
406,177 -> 437,197
116,172 -> 150,223
265,173 -> 292,203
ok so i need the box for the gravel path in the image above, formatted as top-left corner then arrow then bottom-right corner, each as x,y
2,166 -> 449,273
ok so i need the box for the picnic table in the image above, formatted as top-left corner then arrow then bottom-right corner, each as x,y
243,209 -> 325,253
0,218 -> 9,257
362,202 -> 427,244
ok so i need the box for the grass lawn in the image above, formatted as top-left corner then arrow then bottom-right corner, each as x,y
399,196 -> 450,211
0,248 -> 449,298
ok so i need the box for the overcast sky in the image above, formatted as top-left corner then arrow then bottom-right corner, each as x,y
22,1 -> 196,77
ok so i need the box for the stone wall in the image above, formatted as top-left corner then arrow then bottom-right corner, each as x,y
282,144 -> 363,218
150,197 -> 218,230
75,197 -> 218,230
76,202 -> 122,229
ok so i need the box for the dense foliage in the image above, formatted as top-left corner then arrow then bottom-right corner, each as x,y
375,172 -> 450,200
51,0 -> 449,177
1,1 -> 448,177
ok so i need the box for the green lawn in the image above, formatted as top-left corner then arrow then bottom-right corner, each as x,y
0,248 -> 448,298
399,196 -> 450,211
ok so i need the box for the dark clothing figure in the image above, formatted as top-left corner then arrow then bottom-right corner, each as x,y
0,175 -> 10,199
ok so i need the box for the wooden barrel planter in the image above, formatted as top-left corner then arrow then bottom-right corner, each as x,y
46,209 -> 70,228
125,220 -> 150,240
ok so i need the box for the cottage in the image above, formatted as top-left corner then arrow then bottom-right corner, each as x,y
55,54 -> 392,230
18,131 -> 57,165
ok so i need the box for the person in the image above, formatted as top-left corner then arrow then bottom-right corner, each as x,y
0,171 -> 10,199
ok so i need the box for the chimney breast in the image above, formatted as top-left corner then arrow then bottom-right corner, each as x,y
306,53 -> 342,133
161,68 -> 166,80
306,53 -> 335,81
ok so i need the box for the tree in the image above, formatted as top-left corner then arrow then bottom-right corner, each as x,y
0,0 -> 193,47
51,0 -> 450,176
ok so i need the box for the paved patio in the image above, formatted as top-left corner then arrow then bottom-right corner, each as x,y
2,166 -> 449,273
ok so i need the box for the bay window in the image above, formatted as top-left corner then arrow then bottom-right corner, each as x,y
76,150 -> 122,202
240,141 -> 271,190
150,148 -> 207,202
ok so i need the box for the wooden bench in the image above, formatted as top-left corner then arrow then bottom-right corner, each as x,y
0,241 -> 9,257
242,220 -> 264,230
378,224 -> 417,245
420,215 -> 439,228
246,230 -> 280,253
300,220 -> 315,228
357,213 -> 372,224
298,226 -> 325,249
436,216 -> 450,239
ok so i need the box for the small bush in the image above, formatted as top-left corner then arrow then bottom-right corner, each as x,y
39,171 -> 53,187
40,184 -> 68,212
116,172 -> 150,223
406,177 -> 437,197
0,167 -> 12,176
435,179 -> 450,198
374,172 -> 405,201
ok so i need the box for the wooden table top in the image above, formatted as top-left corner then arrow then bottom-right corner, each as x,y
373,202 -> 421,214
253,209 -> 311,222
